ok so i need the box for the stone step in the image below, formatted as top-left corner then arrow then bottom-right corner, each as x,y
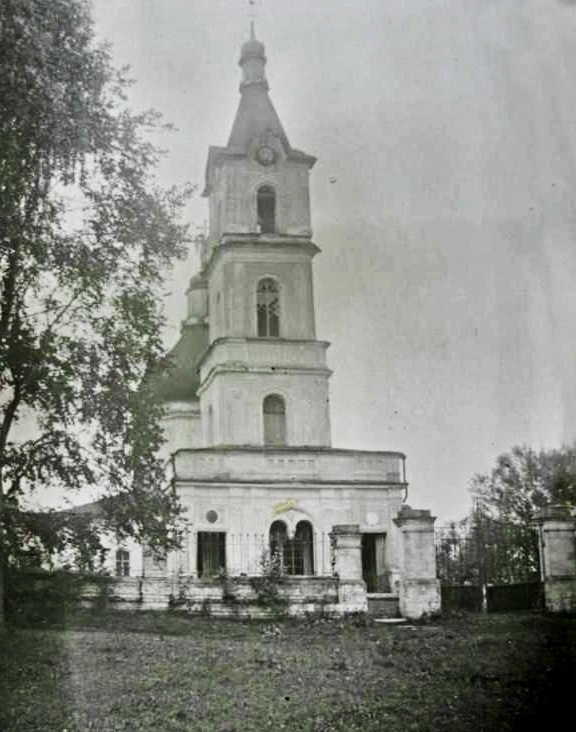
374,617 -> 407,624
367,593 -> 400,618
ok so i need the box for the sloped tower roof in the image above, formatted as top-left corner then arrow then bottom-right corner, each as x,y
153,321 -> 208,402
203,25 -> 315,196
226,23 -> 290,152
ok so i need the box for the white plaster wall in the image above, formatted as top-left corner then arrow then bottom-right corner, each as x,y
210,158 -> 312,240
207,246 -> 317,342
53,530 -> 143,578
207,258 -> 228,344
100,534 -> 143,578
200,339 -> 328,381
172,482 -> 404,578
159,402 -> 202,459
175,448 -> 404,483
186,283 -> 208,321
199,369 -> 331,447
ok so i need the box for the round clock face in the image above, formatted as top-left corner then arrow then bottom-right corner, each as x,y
256,145 -> 275,166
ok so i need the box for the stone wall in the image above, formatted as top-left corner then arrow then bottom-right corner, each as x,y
108,575 -> 340,618
77,507 -> 440,620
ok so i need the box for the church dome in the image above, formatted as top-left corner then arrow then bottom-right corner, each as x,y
240,37 -> 265,62
239,23 -> 266,67
151,321 -> 209,402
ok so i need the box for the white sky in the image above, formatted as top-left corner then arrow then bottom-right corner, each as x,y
62,0 -> 576,522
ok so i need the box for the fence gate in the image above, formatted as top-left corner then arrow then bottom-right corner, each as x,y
435,517 -> 544,613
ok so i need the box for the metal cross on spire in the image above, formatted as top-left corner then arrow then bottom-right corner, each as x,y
248,0 -> 261,34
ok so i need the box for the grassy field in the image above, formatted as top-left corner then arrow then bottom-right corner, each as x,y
1,611 -> 575,731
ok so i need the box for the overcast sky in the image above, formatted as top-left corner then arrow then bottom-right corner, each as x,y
85,0 -> 576,522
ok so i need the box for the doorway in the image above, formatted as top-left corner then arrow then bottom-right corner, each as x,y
197,532 -> 226,578
362,533 -> 388,592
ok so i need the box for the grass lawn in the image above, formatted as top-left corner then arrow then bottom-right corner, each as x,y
1,611 -> 575,731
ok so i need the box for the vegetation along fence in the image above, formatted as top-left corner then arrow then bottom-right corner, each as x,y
435,517 -> 543,612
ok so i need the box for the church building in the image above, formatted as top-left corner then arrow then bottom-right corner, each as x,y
132,27 -> 440,619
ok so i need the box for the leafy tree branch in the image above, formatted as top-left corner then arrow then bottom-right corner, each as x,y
0,0 -> 194,622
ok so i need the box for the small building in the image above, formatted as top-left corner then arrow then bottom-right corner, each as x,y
49,501 -> 144,579
121,28 -> 440,619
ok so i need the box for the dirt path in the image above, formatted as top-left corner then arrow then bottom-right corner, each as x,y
61,631 -> 101,730
60,629 -> 151,731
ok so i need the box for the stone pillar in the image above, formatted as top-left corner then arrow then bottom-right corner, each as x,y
393,506 -> 441,619
537,504 -> 576,613
330,525 -> 367,614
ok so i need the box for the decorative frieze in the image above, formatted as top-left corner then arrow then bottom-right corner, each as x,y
174,447 -> 405,484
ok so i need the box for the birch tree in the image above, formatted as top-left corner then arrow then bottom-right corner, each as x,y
0,0 -> 191,623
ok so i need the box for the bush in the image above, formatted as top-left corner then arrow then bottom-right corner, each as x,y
4,567 -> 111,626
249,549 -> 288,612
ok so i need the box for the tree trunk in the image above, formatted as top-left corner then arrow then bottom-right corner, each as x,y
0,478 -> 5,628
0,393 -> 22,628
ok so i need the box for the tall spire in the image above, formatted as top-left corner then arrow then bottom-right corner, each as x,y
227,27 -> 287,151
239,23 -> 268,91
219,24 -> 314,164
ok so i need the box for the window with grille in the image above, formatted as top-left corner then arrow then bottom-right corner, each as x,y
197,532 -> 226,577
269,520 -> 314,576
263,394 -> 286,446
257,278 -> 280,337
257,185 -> 276,233
115,549 -> 130,577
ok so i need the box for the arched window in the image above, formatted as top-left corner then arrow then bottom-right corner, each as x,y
257,185 -> 276,233
257,278 -> 280,337
268,520 -> 314,576
269,520 -> 288,566
263,394 -> 286,446
294,521 -> 315,575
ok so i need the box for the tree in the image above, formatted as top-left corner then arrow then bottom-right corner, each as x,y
470,444 -> 576,525
437,445 -> 576,589
0,0 -> 193,624
467,443 -> 576,583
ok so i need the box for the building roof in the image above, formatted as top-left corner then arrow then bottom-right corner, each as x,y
203,30 -> 315,196
227,84 -> 290,152
152,321 -> 209,402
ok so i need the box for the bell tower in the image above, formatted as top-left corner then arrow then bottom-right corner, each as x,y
197,27 -> 332,448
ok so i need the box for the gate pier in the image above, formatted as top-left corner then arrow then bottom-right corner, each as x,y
537,504 -> 576,613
